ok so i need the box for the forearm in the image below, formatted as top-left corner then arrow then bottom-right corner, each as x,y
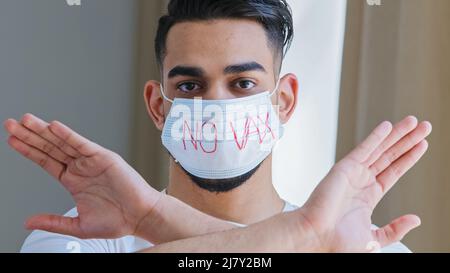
135,194 -> 236,244
139,210 -> 322,253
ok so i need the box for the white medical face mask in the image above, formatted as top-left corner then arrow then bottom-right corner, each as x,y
160,82 -> 283,179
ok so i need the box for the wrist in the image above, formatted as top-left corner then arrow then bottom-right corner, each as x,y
133,191 -> 165,242
290,208 -> 329,252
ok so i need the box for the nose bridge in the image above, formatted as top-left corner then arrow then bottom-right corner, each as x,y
201,81 -> 234,100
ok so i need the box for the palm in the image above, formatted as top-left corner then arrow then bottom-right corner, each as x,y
325,159 -> 380,251
4,114 -> 159,239
61,153 -> 139,238
302,117 -> 431,252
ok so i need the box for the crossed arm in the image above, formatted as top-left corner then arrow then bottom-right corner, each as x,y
4,114 -> 431,252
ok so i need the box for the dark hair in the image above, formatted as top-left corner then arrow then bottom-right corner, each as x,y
155,0 -> 294,68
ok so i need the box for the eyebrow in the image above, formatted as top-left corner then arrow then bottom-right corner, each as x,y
168,66 -> 205,78
224,62 -> 267,74
167,61 -> 267,78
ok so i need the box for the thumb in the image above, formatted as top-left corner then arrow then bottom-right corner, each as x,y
372,214 -> 421,248
25,214 -> 85,238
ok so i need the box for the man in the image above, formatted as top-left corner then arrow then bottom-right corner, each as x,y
4,0 -> 431,252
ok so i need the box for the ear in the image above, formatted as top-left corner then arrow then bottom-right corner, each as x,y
276,73 -> 299,124
144,80 -> 166,131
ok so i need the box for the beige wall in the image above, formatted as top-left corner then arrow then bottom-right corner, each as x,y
337,0 -> 450,252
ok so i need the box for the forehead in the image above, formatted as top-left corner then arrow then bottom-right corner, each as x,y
163,19 -> 275,75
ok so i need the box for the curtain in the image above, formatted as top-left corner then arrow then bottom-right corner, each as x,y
338,0 -> 450,252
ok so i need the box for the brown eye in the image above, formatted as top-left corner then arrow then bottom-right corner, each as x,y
177,82 -> 200,93
236,80 -> 256,90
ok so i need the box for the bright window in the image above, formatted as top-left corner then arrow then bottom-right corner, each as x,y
273,0 -> 348,206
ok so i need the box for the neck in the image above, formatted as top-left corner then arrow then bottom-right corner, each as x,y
166,155 -> 285,225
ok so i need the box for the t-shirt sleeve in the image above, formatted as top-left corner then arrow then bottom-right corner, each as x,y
20,230 -> 103,253
379,241 -> 412,253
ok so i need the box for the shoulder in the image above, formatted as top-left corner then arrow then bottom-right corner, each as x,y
20,208 -> 152,253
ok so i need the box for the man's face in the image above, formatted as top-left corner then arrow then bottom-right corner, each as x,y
162,19 -> 279,104
156,19 -> 285,192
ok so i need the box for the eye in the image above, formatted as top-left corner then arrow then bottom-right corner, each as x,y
235,80 -> 256,90
177,82 -> 201,93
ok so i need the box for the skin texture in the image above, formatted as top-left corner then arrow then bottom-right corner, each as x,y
3,19 -> 432,252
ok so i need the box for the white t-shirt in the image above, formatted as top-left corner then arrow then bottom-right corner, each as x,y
21,200 -> 411,253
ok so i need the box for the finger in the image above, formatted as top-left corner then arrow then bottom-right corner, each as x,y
21,113 -> 81,158
372,215 -> 421,248
49,121 -> 103,157
376,140 -> 428,197
25,214 -> 85,238
7,135 -> 66,181
370,121 -> 432,176
348,121 -> 393,163
4,119 -> 73,164
364,116 -> 418,167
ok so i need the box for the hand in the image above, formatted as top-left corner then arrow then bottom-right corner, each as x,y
299,116 -> 431,252
4,114 -> 162,239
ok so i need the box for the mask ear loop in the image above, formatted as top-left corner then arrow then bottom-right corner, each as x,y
269,79 -> 281,97
160,84 -> 174,103
160,83 -> 174,147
